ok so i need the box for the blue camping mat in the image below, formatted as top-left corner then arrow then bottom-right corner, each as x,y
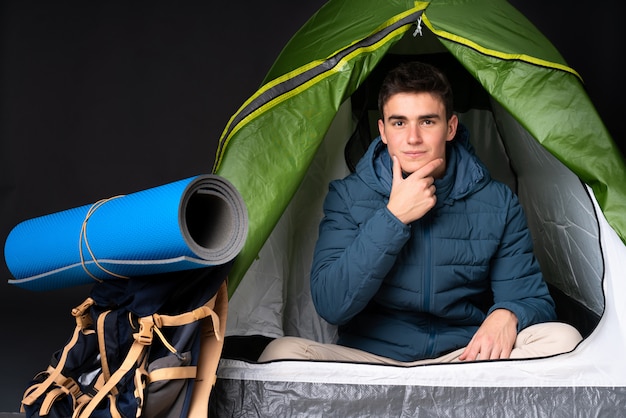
4,174 -> 247,291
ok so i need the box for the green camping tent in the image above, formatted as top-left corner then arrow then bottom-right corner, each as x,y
209,0 -> 626,415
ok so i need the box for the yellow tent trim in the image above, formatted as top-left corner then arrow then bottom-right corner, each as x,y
421,13 -> 582,81
213,9 -> 421,172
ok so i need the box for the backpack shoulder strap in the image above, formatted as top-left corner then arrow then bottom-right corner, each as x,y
187,279 -> 228,417
77,321 -> 151,417
21,297 -> 96,409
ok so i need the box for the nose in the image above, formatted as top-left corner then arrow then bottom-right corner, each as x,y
407,123 -> 421,144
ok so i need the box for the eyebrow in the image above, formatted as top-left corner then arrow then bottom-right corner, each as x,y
386,113 -> 442,122
386,114 -> 407,122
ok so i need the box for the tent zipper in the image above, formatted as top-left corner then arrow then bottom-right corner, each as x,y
213,9 -> 425,172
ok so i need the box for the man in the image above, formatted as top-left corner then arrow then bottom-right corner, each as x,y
259,61 -> 581,364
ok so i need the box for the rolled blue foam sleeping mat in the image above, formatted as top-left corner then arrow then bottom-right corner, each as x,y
4,174 -> 248,291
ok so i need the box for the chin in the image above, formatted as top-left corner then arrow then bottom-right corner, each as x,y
401,164 -> 422,175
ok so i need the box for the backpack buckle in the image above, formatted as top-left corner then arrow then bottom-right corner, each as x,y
71,298 -> 95,329
135,317 -> 154,346
61,377 -> 81,397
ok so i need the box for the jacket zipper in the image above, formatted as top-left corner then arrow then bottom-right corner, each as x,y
422,222 -> 436,356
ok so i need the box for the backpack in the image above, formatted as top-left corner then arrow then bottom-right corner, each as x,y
19,264 -> 230,418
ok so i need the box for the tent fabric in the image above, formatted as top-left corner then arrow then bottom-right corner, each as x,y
210,382 -> 626,417
5,174 -> 247,291
208,0 -> 626,415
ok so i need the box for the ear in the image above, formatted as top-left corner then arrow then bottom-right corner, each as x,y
446,114 -> 458,141
378,118 -> 388,144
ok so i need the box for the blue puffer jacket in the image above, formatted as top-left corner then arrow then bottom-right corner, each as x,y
310,127 -> 556,362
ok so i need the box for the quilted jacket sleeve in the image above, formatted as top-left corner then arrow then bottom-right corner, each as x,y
310,180 -> 410,325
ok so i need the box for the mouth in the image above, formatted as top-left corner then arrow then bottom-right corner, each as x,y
403,151 -> 427,159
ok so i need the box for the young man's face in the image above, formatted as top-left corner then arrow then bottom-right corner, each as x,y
378,92 -> 457,178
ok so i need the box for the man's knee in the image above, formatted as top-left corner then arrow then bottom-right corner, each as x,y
516,322 -> 583,356
257,336 -> 312,362
551,322 -> 584,350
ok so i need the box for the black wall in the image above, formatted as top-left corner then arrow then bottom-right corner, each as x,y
0,1 -> 327,411
0,0 -> 623,412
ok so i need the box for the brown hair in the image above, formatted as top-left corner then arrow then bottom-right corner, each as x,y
378,61 -> 454,120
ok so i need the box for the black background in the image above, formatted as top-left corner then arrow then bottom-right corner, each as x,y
0,0 -> 623,412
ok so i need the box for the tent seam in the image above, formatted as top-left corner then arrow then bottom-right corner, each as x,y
421,13 -> 582,81
212,8 -> 425,173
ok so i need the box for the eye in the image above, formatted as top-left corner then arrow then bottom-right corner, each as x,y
393,121 -> 405,127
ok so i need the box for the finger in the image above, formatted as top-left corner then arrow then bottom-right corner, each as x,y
430,186 -> 437,200
494,344 -> 512,360
459,344 -> 477,361
411,158 -> 444,179
391,155 -> 403,185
